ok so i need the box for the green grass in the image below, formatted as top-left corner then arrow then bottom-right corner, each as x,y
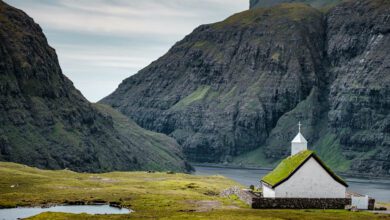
228,87 -> 354,174
1,102 -> 189,172
212,3 -> 321,29
0,162 -> 239,216
94,104 -> 189,172
52,121 -> 81,147
190,40 -> 225,61
193,41 -> 210,49
1,162 -> 388,220
171,86 -> 211,109
232,147 -> 276,168
312,133 -> 351,172
250,0 -> 342,10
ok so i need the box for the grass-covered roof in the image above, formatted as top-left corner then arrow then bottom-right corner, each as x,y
261,150 -> 348,188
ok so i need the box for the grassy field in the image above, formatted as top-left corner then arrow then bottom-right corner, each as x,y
0,162 -> 389,220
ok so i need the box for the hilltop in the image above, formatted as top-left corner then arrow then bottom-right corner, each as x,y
249,0 -> 341,9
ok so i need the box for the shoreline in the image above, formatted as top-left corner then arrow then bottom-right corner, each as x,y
191,163 -> 390,180
191,163 -> 273,171
0,201 -> 129,210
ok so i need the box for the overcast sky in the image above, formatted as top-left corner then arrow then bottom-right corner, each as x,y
5,0 -> 248,102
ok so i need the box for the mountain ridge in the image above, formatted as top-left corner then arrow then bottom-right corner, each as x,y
102,0 -> 389,176
0,1 -> 191,173
249,0 -> 341,9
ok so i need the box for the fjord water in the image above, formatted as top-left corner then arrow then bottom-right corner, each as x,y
194,166 -> 390,202
0,205 -> 131,220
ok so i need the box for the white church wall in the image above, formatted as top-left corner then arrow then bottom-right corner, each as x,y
274,158 -> 346,198
262,184 -> 275,198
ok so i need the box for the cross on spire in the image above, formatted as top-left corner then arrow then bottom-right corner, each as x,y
298,121 -> 301,133
291,121 -> 307,155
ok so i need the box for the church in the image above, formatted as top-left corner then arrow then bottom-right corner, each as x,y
260,123 -> 348,198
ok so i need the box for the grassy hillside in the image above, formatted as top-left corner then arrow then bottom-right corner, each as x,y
94,104 -> 192,172
0,162 -> 388,219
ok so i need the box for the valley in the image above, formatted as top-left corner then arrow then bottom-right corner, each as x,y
0,0 -> 388,218
0,162 -> 388,219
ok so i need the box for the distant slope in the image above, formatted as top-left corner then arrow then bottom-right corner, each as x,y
249,0 -> 341,9
102,0 -> 389,176
94,104 -> 192,172
0,1 -> 190,172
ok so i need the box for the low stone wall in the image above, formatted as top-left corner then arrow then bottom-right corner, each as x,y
252,198 -> 351,209
221,186 -> 258,205
221,187 -> 352,209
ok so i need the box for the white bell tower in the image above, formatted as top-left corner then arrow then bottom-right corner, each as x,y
291,121 -> 307,156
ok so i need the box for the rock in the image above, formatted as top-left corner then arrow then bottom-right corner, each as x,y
101,0 -> 389,176
102,3 -> 325,162
0,1 -> 191,173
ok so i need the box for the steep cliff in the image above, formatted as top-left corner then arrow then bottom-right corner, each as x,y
0,1 -> 191,172
103,4 -> 325,162
102,0 -> 389,176
324,0 -> 389,175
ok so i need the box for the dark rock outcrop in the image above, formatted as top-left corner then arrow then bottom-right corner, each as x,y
102,0 -> 389,176
0,1 -> 191,172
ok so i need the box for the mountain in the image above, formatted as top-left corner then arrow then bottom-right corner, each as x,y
0,1 -> 191,173
249,0 -> 341,9
101,0 -> 389,176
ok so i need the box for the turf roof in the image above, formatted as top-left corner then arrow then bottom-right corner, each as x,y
261,150 -> 348,188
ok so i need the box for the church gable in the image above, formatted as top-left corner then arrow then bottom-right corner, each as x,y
274,157 -> 346,198
261,150 -> 348,188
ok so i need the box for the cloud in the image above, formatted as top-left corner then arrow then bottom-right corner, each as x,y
4,0 -> 248,101
8,0 -> 247,37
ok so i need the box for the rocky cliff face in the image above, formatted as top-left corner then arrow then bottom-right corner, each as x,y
102,0 -> 389,176
324,0 -> 390,175
0,1 -> 191,173
103,4 -> 325,162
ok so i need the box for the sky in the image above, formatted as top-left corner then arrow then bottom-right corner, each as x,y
5,0 -> 248,102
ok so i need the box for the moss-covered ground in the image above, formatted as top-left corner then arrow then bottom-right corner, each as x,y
212,3 -> 321,29
0,162 -> 388,219
262,150 -> 313,186
171,86 -> 211,109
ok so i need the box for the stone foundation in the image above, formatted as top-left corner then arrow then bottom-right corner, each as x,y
252,197 -> 351,209
221,186 -> 259,205
221,187 -> 353,209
